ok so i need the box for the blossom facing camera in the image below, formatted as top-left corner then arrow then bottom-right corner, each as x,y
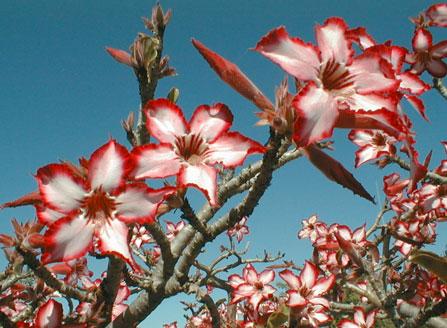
130,98 -> 265,206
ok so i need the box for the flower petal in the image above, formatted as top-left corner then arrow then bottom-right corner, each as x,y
36,164 -> 86,213
315,17 -> 352,64
254,26 -> 320,81
231,283 -> 255,303
350,54 -> 399,93
130,143 -> 181,179
189,103 -> 233,143
178,164 -> 218,206
301,261 -> 318,289
207,132 -> 265,168
346,27 -> 375,50
36,299 -> 62,328
115,183 -> 176,223
312,275 -> 335,296
426,58 -> 447,78
404,94 -> 427,121
413,28 -> 432,52
427,3 -> 447,27
259,269 -> 275,285
35,204 -> 66,225
293,83 -> 339,146
88,140 -> 129,193
338,319 -> 359,328
145,98 -> 188,144
96,218 -> 139,271
279,269 -> 301,290
42,215 -> 94,264
398,72 -> 430,96
285,290 -> 306,307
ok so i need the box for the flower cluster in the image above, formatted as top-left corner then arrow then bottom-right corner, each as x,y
3,2 -> 447,328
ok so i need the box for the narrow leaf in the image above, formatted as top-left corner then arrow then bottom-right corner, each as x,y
105,47 -> 135,68
303,145 -> 375,203
409,249 -> 447,284
1,190 -> 42,209
192,39 -> 275,111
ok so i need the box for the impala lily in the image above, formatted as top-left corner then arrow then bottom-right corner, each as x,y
406,28 -> 447,78
348,129 -> 397,168
229,263 -> 276,310
426,3 -> 447,27
130,99 -> 265,206
279,261 -> 335,327
35,140 -> 175,269
254,18 -> 402,147
338,306 -> 377,328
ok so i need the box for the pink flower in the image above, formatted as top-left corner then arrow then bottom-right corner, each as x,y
298,214 -> 326,242
229,263 -> 276,310
426,3 -> 447,27
349,130 -> 397,168
420,183 -> 447,213
165,220 -> 186,241
254,18 -> 401,147
334,225 -> 374,267
338,306 -> 377,328
279,261 -> 335,327
130,224 -> 154,249
35,140 -> 174,270
130,99 -> 265,206
163,322 -> 178,328
406,28 -> 447,78
47,257 -> 93,287
226,216 -> 250,243
35,299 -> 84,328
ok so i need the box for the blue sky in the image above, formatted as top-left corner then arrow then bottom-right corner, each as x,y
1,0 -> 446,327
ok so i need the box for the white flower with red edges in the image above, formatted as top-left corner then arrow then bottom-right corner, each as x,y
165,220 -> 186,241
229,263 -> 276,310
349,130 -> 397,168
406,28 -> 447,78
279,261 -> 335,327
130,98 -> 265,207
35,299 -> 63,328
420,183 -> 447,213
35,140 -> 175,270
426,3 -> 447,27
254,18 -> 402,147
338,306 -> 377,328
226,216 -> 250,243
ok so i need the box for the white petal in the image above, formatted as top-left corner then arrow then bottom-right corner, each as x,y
89,140 -> 128,193
37,164 -> 86,213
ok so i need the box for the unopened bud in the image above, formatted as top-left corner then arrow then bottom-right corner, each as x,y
22,233 -> 45,249
167,88 -> 180,104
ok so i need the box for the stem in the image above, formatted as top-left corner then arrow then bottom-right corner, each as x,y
433,78 -> 447,101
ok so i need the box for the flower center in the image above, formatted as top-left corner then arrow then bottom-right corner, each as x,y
174,134 -> 210,166
436,185 -> 447,198
371,132 -> 387,147
81,188 -> 116,221
319,58 -> 355,92
254,281 -> 265,291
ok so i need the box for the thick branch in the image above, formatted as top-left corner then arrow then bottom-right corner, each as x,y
99,256 -> 125,327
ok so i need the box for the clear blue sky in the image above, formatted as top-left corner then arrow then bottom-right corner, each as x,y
1,1 -> 446,327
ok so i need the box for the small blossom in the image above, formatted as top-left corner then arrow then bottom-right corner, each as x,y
229,264 -> 276,310
226,217 -> 250,243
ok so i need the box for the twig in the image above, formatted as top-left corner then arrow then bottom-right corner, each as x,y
433,78 -> 447,101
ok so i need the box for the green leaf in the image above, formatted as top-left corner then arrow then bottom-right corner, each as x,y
266,305 -> 290,328
409,249 -> 447,284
